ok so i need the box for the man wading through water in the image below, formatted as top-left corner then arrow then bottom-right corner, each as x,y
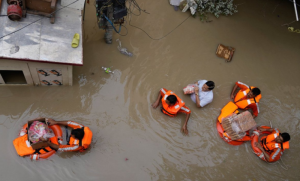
230,81 -> 261,118
152,88 -> 191,135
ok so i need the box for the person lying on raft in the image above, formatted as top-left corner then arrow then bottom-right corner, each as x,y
152,88 -> 191,135
230,81 -> 261,118
46,119 -> 92,152
190,80 -> 214,108
255,126 -> 290,162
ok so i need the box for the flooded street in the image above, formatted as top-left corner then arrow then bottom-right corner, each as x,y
1,0 -> 300,180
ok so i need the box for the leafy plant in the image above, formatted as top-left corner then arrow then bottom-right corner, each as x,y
181,0 -> 238,22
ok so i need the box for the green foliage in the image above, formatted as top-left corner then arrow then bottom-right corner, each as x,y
195,0 -> 238,21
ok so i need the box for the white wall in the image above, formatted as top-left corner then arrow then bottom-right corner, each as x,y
0,60 -> 33,85
0,59 -> 73,86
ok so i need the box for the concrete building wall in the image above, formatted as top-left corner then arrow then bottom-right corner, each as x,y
0,59 -> 73,86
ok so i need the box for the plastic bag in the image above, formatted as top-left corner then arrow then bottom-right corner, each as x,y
28,121 -> 55,143
116,39 -> 133,57
183,84 -> 196,94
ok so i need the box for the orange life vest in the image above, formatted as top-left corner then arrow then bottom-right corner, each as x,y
69,127 -> 93,152
13,134 -> 35,156
217,101 -> 239,123
234,86 -> 261,109
13,134 -> 57,157
161,90 -> 185,117
261,132 -> 290,152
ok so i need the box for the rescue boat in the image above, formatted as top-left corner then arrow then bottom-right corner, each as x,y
216,101 -> 252,146
13,123 -> 62,160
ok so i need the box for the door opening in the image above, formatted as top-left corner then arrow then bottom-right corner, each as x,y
0,70 -> 27,84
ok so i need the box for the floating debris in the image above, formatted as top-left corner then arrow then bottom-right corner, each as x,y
102,67 -> 114,74
116,39 -> 133,57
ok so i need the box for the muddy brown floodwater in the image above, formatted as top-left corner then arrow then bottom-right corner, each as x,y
1,0 -> 300,180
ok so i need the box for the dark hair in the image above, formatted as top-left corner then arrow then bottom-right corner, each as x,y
71,128 -> 85,140
167,95 -> 177,104
251,88 -> 261,96
281,133 -> 290,142
205,81 -> 215,90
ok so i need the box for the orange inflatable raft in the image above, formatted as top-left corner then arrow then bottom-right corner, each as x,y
216,102 -> 252,146
251,126 -> 288,163
13,123 -> 62,160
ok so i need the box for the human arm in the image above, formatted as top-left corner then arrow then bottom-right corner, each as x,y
194,86 -> 202,108
194,84 -> 213,108
231,81 -> 249,99
47,140 -> 83,152
257,126 -> 275,133
181,113 -> 190,135
254,142 -> 271,161
31,140 -> 49,150
178,106 -> 191,135
47,140 -> 59,151
152,90 -> 162,109
47,119 -> 83,129
46,118 -> 69,126
247,103 -> 259,118
230,84 -> 238,100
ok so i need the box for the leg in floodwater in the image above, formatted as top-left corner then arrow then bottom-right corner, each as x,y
173,5 -> 179,11
105,5 -> 113,44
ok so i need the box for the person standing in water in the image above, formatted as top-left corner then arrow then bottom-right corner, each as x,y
152,88 -> 191,135
190,80 -> 215,108
230,81 -> 261,118
169,0 -> 181,11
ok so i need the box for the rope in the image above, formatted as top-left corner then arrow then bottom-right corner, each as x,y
279,157 -> 289,170
127,0 -> 191,40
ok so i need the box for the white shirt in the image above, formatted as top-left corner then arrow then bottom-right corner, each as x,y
170,0 -> 181,6
190,80 -> 213,107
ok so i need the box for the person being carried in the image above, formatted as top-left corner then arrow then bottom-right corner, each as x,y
46,119 -> 92,152
254,126 -> 290,162
152,88 -> 191,135
190,80 -> 214,108
230,81 -> 261,118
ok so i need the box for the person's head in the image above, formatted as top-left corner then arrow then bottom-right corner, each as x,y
202,81 -> 215,91
166,95 -> 177,105
71,128 -> 85,140
275,133 -> 290,143
247,88 -> 261,98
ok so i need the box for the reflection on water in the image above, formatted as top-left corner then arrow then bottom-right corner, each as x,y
1,0 -> 300,180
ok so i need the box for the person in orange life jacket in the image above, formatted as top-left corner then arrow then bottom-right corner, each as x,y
191,80 -> 215,108
152,88 -> 191,135
230,81 -> 261,118
254,126 -> 290,162
46,119 -> 92,152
